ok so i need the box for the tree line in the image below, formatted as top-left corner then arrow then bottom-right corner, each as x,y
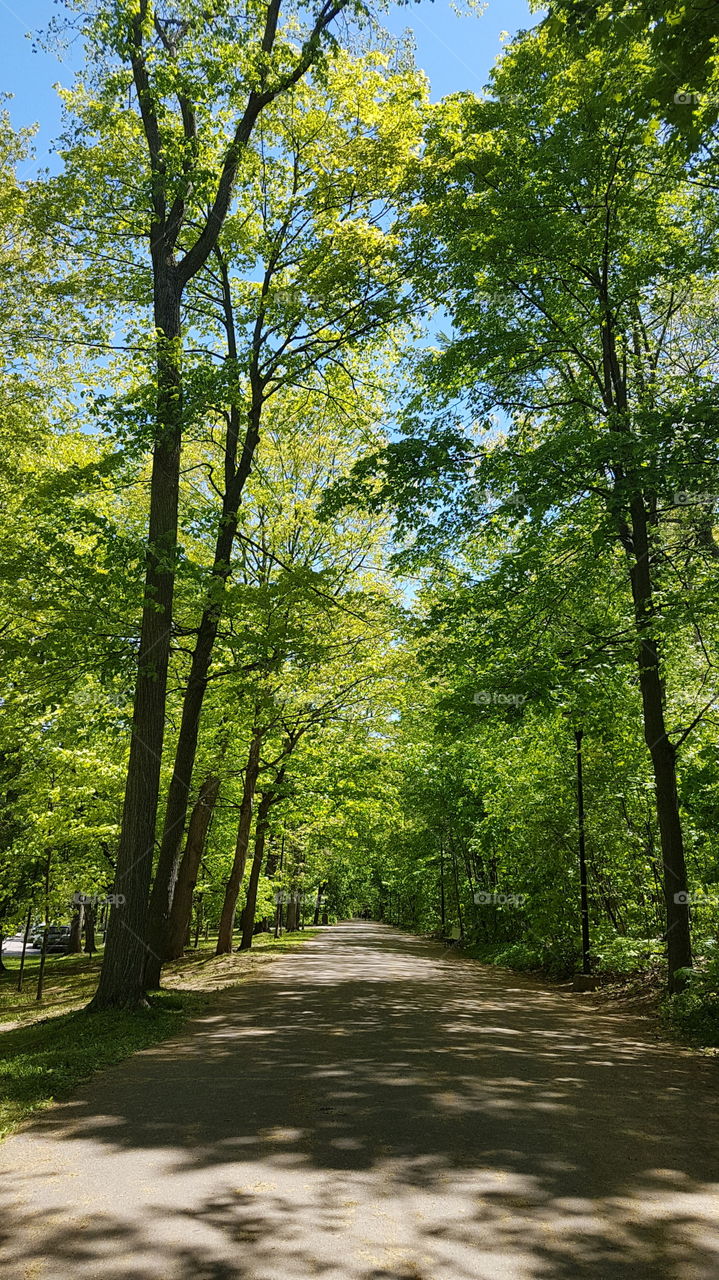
1,0 -> 718,1013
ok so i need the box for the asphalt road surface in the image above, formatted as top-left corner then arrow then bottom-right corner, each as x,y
0,921 -> 717,1280
2,934 -> 42,957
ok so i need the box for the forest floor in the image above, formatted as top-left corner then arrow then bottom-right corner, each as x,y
0,930 -> 317,1139
0,920 -> 717,1280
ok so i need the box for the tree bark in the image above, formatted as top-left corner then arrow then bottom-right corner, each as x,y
439,840 -> 446,933
142,0 -> 352,991
628,495 -> 692,991
239,762 -> 287,951
68,900 -> 84,954
239,790 -> 274,951
449,834 -> 464,940
263,842 -> 280,934
89,275 -> 182,1010
36,926 -> 49,1002
285,894 -> 299,932
145,238 -> 270,986
36,854 -> 51,1000
144,574 -> 232,981
16,903 -> 32,992
84,902 -> 97,955
85,0 -> 356,1011
193,892 -> 204,949
216,729 -> 263,953
164,773 -> 220,962
601,311 -> 692,992
574,728 -> 591,975
273,835 -> 285,936
313,883 -> 326,926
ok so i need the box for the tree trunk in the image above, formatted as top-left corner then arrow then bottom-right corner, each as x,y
273,835 -> 284,936
239,790 -> 274,951
313,883 -> 326,926
629,498 -> 692,991
36,926 -> 49,1002
83,0 -> 353,1013
16,903 -> 32,992
145,500 -> 242,983
36,854 -> 51,1001
265,844 -> 280,879
574,728 -> 591,975
449,835 -> 464,940
163,773 -> 221,962
285,895 -> 298,932
601,315 -> 692,993
68,901 -> 84,954
263,843 -> 280,935
90,275 -> 182,1010
145,248 -> 263,986
439,840 -> 446,933
84,902 -> 97,955
193,892 -> 204,949
216,729 -> 263,953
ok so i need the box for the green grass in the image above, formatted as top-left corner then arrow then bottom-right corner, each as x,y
240,927 -> 320,955
461,939 -> 578,979
0,950 -> 106,1027
661,958 -> 719,1048
0,990 -> 204,1140
0,926 -> 321,1139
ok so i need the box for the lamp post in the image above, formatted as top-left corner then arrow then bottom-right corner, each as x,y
439,837 -> 446,933
574,727 -> 591,975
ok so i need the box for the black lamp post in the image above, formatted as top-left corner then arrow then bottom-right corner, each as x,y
574,727 -> 591,975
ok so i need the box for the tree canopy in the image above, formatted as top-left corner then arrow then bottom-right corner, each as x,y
2,0 -> 719,1023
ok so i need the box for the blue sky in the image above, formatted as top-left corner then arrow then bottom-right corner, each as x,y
1,0 -> 536,170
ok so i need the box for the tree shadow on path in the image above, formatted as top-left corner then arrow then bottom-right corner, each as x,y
0,922 -> 717,1279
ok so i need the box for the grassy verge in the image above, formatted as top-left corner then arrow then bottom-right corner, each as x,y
459,939 -> 576,979
0,990 -> 202,1140
660,964 -> 719,1048
0,951 -> 106,1030
0,927 -> 320,1140
160,928 -> 320,994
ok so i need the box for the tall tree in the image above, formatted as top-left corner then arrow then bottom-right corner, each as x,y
57,0 -> 366,1008
410,23 -> 719,988
144,52 -> 424,983
325,18 -> 719,987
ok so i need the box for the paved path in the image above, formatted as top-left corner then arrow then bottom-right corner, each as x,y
1,922 -> 718,1280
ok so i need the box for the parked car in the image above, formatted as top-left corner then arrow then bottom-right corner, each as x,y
28,925 -> 71,953
47,926 -> 71,953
